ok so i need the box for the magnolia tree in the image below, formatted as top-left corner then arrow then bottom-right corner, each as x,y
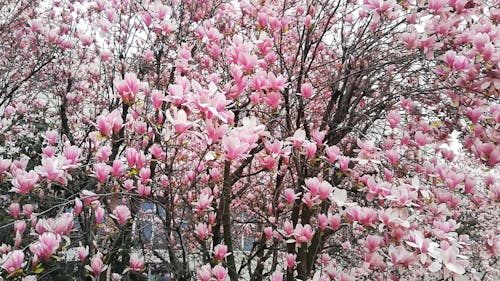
0,0 -> 499,280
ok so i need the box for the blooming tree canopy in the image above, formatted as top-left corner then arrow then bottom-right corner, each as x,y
0,0 -> 499,280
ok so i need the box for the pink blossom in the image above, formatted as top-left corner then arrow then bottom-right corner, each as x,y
22,204 -> 33,219
283,188 -> 300,204
213,244 -> 229,261
97,115 -> 113,136
414,131 -> 428,147
77,244 -> 89,262
325,145 -> 341,163
8,203 -> 20,218
387,111 -> 401,129
51,213 -> 73,235
195,223 -> 210,240
389,245 -> 417,266
137,184 -> 151,196
95,205 -> 105,224
13,220 -> 26,234
338,156 -> 350,172
93,163 -> 112,183
365,235 -> 382,252
112,205 -> 131,225
286,253 -> 296,269
197,264 -> 212,281
223,136 -> 249,160
11,170 -> 39,194
167,109 -> 192,134
0,158 -> 11,173
85,252 -> 107,276
348,206 -> 377,226
304,142 -> 317,158
35,157 -> 65,182
116,73 -> 141,104
270,271 -> 283,281
139,167 -> 151,184
128,253 -> 144,272
37,232 -> 60,260
300,82 -> 314,98
293,224 -> 315,244
264,91 -> 281,108
1,250 -> 24,274
212,265 -> 228,281
440,245 -> 469,274
385,150 -> 399,165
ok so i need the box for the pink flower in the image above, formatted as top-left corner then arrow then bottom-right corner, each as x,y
77,244 -> 89,262
1,250 -> 24,273
338,156 -> 350,172
452,55 -> 469,71
414,131 -> 428,147
51,213 -> 74,235
116,73 -> 141,104
197,264 -> 212,281
223,136 -> 249,160
9,203 -> 20,218
195,223 -> 210,240
35,157 -> 64,182
270,271 -> 283,281
23,204 -> 33,218
14,220 -> 26,234
293,224 -> 315,244
85,252 -> 107,276
389,245 -> 417,266
387,111 -> 400,128
212,265 -> 227,281
128,253 -> 144,272
64,145 -> 81,164
386,150 -> 399,165
438,245 -> 468,274
37,232 -> 60,260
193,193 -> 214,215
137,184 -> 151,196
111,160 -> 124,177
44,130 -> 59,145
286,253 -> 296,269
74,198 -> 83,215
0,158 -> 11,173
167,109 -> 192,134
97,115 -> 113,136
466,107 -> 482,123
318,181 -> 333,200
305,178 -> 321,197
304,142 -> 317,158
264,91 -> 281,108
95,205 -> 105,224
300,82 -> 314,98
93,163 -> 112,183
348,206 -> 377,226
113,205 -> 131,225
365,235 -> 382,252
325,145 -> 341,163
283,188 -> 300,204
213,244 -> 229,261
139,167 -> 151,184
11,170 -> 39,194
